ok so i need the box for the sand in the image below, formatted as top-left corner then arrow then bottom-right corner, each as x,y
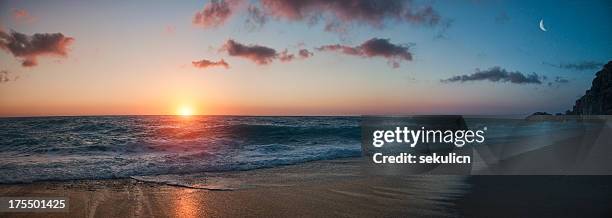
1,158 -> 611,217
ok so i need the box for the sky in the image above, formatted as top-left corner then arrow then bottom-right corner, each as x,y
0,0 -> 611,117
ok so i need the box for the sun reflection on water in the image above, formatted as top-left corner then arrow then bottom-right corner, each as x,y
171,189 -> 202,218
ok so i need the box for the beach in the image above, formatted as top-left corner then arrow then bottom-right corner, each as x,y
1,158 -> 611,218
2,116 -> 612,217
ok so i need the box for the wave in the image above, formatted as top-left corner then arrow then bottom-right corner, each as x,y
0,116 -> 362,183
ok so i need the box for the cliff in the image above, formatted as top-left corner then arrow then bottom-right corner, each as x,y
569,61 -> 612,115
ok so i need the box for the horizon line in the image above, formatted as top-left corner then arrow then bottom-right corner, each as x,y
0,113 -> 534,119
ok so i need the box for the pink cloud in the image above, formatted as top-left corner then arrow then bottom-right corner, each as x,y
278,50 -> 294,62
317,38 -> 412,68
0,29 -> 75,67
192,58 -> 230,69
221,39 -> 277,65
193,0 -> 242,28
298,49 -> 313,58
219,39 -> 313,65
257,0 -> 442,31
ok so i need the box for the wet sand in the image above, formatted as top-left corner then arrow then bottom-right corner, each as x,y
1,158 -> 611,217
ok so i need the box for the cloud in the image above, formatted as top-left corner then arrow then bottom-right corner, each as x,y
403,6 -> 440,26
317,38 -> 412,68
0,29 -> 75,67
279,49 -> 314,62
245,5 -> 267,29
221,39 -> 277,65
12,9 -> 36,23
193,0 -> 241,28
323,20 -> 348,34
442,67 -> 542,84
220,39 -> 310,65
256,0 -> 442,31
192,58 -> 229,69
278,50 -> 295,62
191,0 -> 448,34
298,49 -> 313,58
544,61 -> 604,71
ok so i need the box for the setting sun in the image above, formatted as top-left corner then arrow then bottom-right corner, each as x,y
177,106 -> 194,116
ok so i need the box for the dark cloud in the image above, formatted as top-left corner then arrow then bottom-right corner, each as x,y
193,0 -> 241,28
251,0 -> 445,33
220,39 -> 310,65
544,61 -> 604,71
442,67 -> 542,84
0,29 -> 74,67
192,58 -> 229,69
298,49 -> 313,58
221,39 -> 277,65
192,0 -> 448,34
317,38 -> 412,68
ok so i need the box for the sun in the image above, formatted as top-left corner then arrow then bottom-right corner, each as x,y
177,106 -> 194,116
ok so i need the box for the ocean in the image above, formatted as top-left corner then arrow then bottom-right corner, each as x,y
0,115 -> 605,183
0,116 -> 362,183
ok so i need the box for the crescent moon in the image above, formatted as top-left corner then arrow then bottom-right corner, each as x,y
539,19 -> 547,32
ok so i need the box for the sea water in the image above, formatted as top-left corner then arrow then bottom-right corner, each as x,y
0,116 -> 361,183
0,116 -> 593,183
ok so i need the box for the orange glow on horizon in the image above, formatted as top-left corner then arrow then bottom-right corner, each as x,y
177,105 -> 195,116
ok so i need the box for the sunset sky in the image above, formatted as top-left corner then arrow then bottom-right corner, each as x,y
0,0 -> 611,117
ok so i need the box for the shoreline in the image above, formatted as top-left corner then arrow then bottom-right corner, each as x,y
0,157 -> 366,189
1,158 -> 611,217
